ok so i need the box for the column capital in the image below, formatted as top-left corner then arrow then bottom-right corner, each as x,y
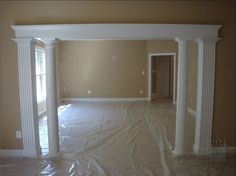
42,38 -> 59,46
175,37 -> 189,45
13,37 -> 37,45
194,37 -> 220,44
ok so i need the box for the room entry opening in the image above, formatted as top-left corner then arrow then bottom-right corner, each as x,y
150,54 -> 176,103
12,24 -> 220,156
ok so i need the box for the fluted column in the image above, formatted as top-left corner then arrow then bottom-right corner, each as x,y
43,39 -> 60,157
174,38 -> 189,155
194,37 -> 219,155
13,37 -> 41,156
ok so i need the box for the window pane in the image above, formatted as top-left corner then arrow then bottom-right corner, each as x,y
42,75 -> 46,100
36,49 -> 46,75
35,48 -> 46,103
42,52 -> 46,74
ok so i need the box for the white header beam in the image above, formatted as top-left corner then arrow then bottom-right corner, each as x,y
11,24 -> 221,41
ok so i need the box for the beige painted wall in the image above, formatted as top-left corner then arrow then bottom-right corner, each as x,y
147,40 -> 178,54
59,41 -> 180,99
0,1 -> 235,149
188,41 -> 198,111
60,41 -> 147,98
59,40 -> 195,107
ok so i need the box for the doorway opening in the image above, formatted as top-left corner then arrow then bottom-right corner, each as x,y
148,53 -> 176,103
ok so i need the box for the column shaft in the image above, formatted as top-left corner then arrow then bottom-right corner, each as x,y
194,38 -> 218,154
44,40 -> 60,157
14,37 -> 40,156
174,38 -> 189,155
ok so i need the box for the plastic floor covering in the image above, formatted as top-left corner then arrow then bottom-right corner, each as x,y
1,100 -> 235,176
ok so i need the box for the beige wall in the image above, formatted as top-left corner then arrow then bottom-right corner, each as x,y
188,41 -> 198,111
60,41 -> 147,98
147,40 -> 178,54
59,40 -> 180,99
59,40 -> 195,108
0,1 -> 235,149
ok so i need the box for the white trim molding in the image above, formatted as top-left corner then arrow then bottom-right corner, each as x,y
210,146 -> 236,156
0,149 -> 37,157
11,23 -> 221,156
192,146 -> 236,156
0,150 -> 24,157
61,98 -> 148,102
11,24 -> 221,41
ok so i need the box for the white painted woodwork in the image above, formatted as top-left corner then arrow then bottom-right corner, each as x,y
13,37 -> 41,156
11,24 -> 221,156
44,39 -> 60,157
11,24 -> 221,41
174,38 -> 189,155
193,37 -> 219,155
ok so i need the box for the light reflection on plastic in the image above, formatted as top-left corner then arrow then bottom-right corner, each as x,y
38,160 -> 56,176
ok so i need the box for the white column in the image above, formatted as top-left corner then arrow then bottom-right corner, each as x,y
193,37 -> 219,155
44,39 -> 60,157
14,37 -> 41,156
174,38 -> 189,155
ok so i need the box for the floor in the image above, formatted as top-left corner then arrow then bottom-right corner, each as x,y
1,100 -> 235,176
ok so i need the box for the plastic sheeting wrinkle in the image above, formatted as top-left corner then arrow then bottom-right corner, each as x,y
144,109 -> 174,176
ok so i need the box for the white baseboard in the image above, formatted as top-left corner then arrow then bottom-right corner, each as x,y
227,146 -> 236,154
188,108 -> 196,117
0,149 -> 23,157
211,146 -> 236,155
0,149 -> 38,157
193,144 -> 236,156
61,98 -> 148,102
